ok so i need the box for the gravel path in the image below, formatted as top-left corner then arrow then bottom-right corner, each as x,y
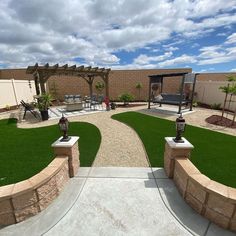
1,106 -> 149,167
139,105 -> 236,136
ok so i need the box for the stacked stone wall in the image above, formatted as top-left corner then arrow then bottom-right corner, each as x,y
0,156 -> 69,225
164,139 -> 236,232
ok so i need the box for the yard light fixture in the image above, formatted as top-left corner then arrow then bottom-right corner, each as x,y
173,114 -> 186,143
58,114 -> 71,142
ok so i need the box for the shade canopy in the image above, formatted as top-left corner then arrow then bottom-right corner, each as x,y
148,72 -> 198,113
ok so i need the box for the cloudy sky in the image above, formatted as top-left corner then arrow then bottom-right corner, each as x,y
0,0 -> 236,72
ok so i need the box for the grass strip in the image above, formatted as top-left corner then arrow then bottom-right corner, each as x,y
0,119 -> 101,186
112,111 -> 236,188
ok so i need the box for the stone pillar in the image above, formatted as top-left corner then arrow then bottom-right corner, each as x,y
164,137 -> 194,178
52,136 -> 80,177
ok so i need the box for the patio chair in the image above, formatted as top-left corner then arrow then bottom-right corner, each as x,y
74,95 -> 82,102
64,95 -> 74,103
90,94 -> 104,110
83,96 -> 91,108
20,100 -> 38,119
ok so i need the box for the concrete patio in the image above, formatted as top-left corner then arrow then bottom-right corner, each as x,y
0,167 -> 234,236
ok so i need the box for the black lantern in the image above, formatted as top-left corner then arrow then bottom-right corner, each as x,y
58,115 -> 71,142
173,114 -> 186,143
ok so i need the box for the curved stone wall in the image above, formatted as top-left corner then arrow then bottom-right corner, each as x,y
0,156 -> 69,226
174,158 -> 236,232
164,137 -> 236,232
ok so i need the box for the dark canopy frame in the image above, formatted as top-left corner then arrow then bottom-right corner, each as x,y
148,72 -> 198,114
26,63 -> 111,99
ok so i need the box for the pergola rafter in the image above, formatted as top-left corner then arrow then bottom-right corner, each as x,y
26,63 -> 111,98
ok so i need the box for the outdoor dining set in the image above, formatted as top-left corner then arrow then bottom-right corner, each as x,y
64,94 -> 104,111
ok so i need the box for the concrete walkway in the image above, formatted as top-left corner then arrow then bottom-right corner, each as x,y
0,168 -> 234,236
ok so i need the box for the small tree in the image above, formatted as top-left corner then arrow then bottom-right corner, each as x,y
135,82 -> 143,101
219,75 -> 236,123
119,93 -> 134,106
95,81 -> 105,95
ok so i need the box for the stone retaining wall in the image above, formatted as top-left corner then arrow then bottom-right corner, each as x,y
0,156 -> 69,226
164,138 -> 236,232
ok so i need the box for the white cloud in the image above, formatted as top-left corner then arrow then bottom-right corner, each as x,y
0,0 -> 236,68
225,33 -> 236,44
133,52 -> 172,65
198,45 -> 236,65
230,68 -> 236,72
217,32 -> 227,37
163,45 -> 179,51
158,54 -> 197,67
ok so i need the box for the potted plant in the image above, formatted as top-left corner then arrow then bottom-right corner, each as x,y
37,93 -> 53,121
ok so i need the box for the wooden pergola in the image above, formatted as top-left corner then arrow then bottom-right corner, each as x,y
26,63 -> 111,98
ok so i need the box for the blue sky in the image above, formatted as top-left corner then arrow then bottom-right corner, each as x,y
0,0 -> 236,72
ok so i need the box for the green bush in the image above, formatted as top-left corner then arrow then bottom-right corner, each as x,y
118,93 -> 134,105
211,103 -> 221,110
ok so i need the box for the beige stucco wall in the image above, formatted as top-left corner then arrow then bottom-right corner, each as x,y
0,80 -> 36,108
195,81 -> 236,111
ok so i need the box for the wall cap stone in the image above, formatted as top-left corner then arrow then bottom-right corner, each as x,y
165,137 -> 194,149
51,136 -> 79,148
175,159 -> 200,175
0,184 -> 14,200
12,180 -> 34,197
188,173 -> 211,189
206,180 -> 229,198
28,156 -> 68,190
41,165 -> 64,179
228,187 -> 236,203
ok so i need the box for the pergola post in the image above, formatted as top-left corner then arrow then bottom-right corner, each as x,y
87,75 -> 95,98
34,73 -> 40,95
148,77 -> 151,109
189,74 -> 198,111
178,75 -> 185,114
39,79 -> 46,94
104,74 -> 109,99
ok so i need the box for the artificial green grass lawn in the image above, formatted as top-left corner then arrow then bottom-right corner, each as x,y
112,112 -> 236,188
0,119 -> 101,186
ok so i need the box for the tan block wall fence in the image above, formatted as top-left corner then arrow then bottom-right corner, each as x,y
1,68 -> 236,103
44,71 -> 236,101
164,139 -> 236,232
47,68 -> 192,101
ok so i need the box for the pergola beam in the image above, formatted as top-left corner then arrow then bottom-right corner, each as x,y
26,63 -> 111,98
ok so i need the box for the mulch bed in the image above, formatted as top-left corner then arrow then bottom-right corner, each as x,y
0,105 -> 18,113
206,115 -> 236,128
116,103 -> 146,108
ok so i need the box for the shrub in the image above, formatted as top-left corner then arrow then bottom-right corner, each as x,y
118,93 -> 134,105
211,103 -> 221,110
192,101 -> 198,107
